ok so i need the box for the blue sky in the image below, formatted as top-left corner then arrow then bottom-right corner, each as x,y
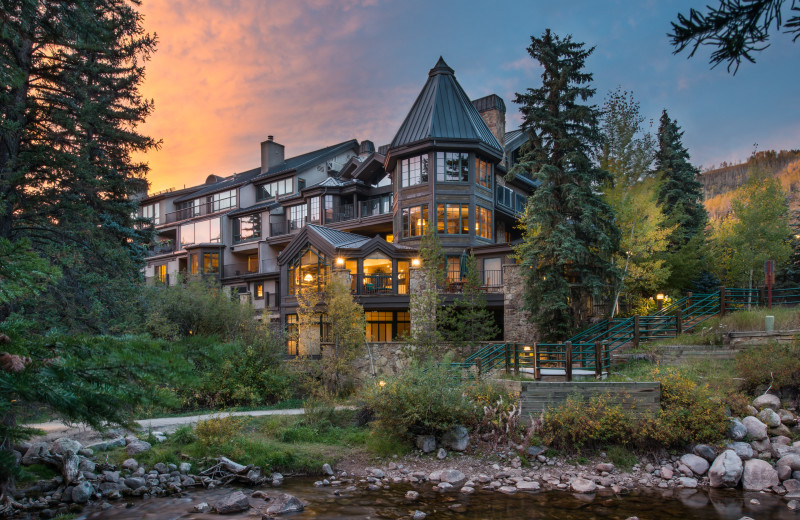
140,0 -> 800,191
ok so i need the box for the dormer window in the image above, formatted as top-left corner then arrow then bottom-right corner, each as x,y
399,155 -> 429,188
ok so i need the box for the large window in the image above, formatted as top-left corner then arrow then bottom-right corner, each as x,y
497,185 -> 526,212
155,264 -> 167,283
288,205 -> 305,231
142,203 -> 160,225
308,196 -> 320,223
365,311 -> 410,342
256,178 -> 293,200
286,314 -> 298,355
324,195 -> 334,222
180,218 -> 221,248
476,157 -> 492,189
436,152 -> 469,182
401,204 -> 428,238
203,252 -> 219,274
400,155 -> 429,188
233,214 -> 261,243
476,206 -> 492,240
287,245 -> 328,295
210,189 -> 237,212
436,203 -> 469,235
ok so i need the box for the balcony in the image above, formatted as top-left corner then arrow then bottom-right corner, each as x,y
222,258 -> 280,278
329,204 -> 355,223
269,222 -> 287,237
359,273 -> 394,295
360,200 -> 391,218
442,270 -> 503,293
146,240 -> 175,257
163,194 -> 237,224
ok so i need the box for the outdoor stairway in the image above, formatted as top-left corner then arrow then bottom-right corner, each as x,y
454,286 -> 800,381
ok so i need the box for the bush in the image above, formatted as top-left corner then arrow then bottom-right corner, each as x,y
541,393 -> 637,449
364,362 -> 480,438
736,341 -> 800,394
195,415 -> 246,448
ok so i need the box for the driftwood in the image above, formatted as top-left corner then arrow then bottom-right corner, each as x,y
200,457 -> 266,486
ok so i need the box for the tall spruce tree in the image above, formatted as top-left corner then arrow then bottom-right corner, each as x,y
510,30 -> 620,342
0,0 -> 157,330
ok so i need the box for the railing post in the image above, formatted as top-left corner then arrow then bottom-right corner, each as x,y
603,343 -> 609,377
594,342 -> 602,379
533,343 -> 540,380
564,341 -> 573,382
720,286 -> 726,316
513,343 -> 519,375
505,344 -> 510,375
676,309 -> 682,336
633,315 -> 640,348
476,357 -> 482,379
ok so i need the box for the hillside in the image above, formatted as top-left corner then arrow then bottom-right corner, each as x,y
700,150 -> 800,220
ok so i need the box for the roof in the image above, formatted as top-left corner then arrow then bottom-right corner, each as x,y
225,200 -> 278,218
472,94 -> 506,114
505,128 -> 528,153
389,57 -> 503,155
253,140 -> 359,181
307,224 -> 370,249
174,167 -> 261,204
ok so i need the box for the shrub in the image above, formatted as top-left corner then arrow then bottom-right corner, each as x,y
606,445 -> 637,471
540,393 -> 638,450
736,341 -> 800,394
195,415 -> 246,448
363,362 -> 479,438
724,392 -> 753,417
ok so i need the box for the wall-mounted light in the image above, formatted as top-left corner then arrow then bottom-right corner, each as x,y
336,257 -> 345,266
411,258 -> 421,267
656,293 -> 664,301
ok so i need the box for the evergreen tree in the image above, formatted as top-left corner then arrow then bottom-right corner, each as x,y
438,253 -> 500,349
0,0 -> 158,330
510,30 -> 620,342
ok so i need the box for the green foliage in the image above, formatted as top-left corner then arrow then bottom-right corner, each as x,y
404,223 -> 446,361
720,306 -> 800,331
439,253 -> 500,348
597,88 -> 656,187
511,30 -> 620,341
709,170 -> 791,287
541,393 -> 637,449
606,445 -> 638,471
0,238 -> 60,308
736,342 -> 800,394
323,275 -> 366,394
670,0 -> 800,73
195,416 -> 247,448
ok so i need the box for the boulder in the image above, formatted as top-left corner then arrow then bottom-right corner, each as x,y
78,457 -> 96,474
527,446 -> 544,457
265,493 -> 304,515
753,393 -> 781,411
153,462 -> 169,474
570,477 -> 597,494
779,409 -> 797,425
441,426 -> 469,452
750,438 -> 770,452
213,490 -> 250,514
516,481 -> 540,490
743,459 -> 779,491
21,442 -> 50,466
770,424 -> 792,437
413,511 -> 426,520
727,442 -> 754,461
727,418 -> 748,441
436,448 -> 447,460
778,454 -> 800,472
62,451 -> 80,485
679,477 -> 698,488
322,463 -> 334,476
785,479 -> 800,492
596,462 -> 614,473
368,468 -> 385,478
661,466 -> 674,479
440,469 -> 466,486
405,490 -> 419,500
742,416 -> 768,440
415,435 -> 436,453
709,450 -> 743,488
192,502 -> 211,513
126,440 -> 151,456
436,482 -> 453,491
758,409 -> 781,428
693,444 -> 716,461
87,437 -> 125,451
124,477 -> 146,489
121,458 -> 138,472
71,481 -> 93,504
681,454 -> 710,476
51,438 -> 82,457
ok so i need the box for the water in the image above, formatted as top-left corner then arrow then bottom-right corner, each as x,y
80,479 -> 794,519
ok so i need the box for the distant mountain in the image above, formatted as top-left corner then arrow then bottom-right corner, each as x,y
700,150 -> 800,220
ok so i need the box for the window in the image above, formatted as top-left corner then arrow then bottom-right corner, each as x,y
256,178 -> 293,201
203,252 -> 219,274
483,258 -> 502,286
287,245 -> 328,295
436,152 -> 469,182
155,264 -> 167,283
288,205 -> 305,231
254,282 -> 264,299
476,206 -> 492,240
286,314 -> 298,355
308,197 -> 320,223
142,203 -> 160,225
210,189 -> 237,212
180,218 -> 221,248
361,194 -> 392,217
515,193 -> 527,212
497,185 -> 525,212
446,256 -> 461,282
324,195 -> 334,222
401,204 -> 428,238
365,311 -> 411,342
233,214 -> 261,243
436,203 -> 469,234
190,254 -> 199,275
247,254 -> 258,273
476,157 -> 492,189
400,155 -> 429,187
398,260 -> 410,295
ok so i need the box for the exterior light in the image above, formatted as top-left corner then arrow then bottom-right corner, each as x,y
336,257 -> 344,266
656,293 -> 664,301
411,258 -> 421,267
379,380 -> 386,387
523,345 -> 531,351
304,273 -> 314,283
656,293 -> 664,311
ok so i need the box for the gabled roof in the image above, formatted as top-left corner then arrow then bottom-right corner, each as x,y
505,128 -> 528,153
307,224 -> 370,249
389,57 -> 503,155
253,140 -> 359,181
174,166 -> 261,203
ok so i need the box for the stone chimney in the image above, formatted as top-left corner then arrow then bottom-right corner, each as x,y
471,94 -> 506,149
260,135 -> 285,174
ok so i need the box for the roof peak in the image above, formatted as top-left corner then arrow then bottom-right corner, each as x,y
429,56 -> 454,77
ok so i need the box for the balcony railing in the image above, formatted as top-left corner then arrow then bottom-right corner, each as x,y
288,217 -> 306,233
329,205 -> 355,223
359,274 -> 394,295
360,200 -> 391,218
163,194 -> 237,224
146,241 -> 175,257
223,263 -> 259,278
269,222 -> 287,237
442,270 -> 503,293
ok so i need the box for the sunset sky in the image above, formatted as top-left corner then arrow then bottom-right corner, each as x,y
137,0 -> 800,193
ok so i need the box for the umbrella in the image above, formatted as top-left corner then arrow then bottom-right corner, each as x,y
459,249 -> 468,280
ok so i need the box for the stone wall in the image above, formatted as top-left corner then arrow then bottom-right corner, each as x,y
350,342 -> 411,385
503,263 -> 537,343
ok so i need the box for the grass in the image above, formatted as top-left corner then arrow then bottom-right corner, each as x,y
18,463 -> 58,484
720,306 -> 800,332
607,358 -> 738,396
104,409 -> 371,474
606,445 -> 637,471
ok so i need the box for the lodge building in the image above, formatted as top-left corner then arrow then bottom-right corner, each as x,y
139,58 -> 536,354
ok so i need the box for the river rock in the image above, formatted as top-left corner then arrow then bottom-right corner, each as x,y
121,458 -> 138,472
778,454 -> 800,472
413,511 -> 426,520
497,485 -> 517,494
51,438 -> 82,457
440,469 -> 466,486
693,444 -> 716,462
126,440 -> 151,456
265,493 -> 304,515
753,393 -> 781,411
743,459 -> 779,491
192,502 -> 211,513
681,454 -> 710,475
71,481 -> 93,504
179,462 -> 191,474
124,477 -> 146,489
750,438 -> 770,452
414,435 -> 435,453
406,490 -> 419,500
727,442 -> 754,461
758,408 -> 781,428
516,480 -> 540,490
661,466 -> 674,479
770,424 -> 792,437
441,426 -> 469,452
727,418 -> 748,441
742,416 -> 768,440
679,477 -> 698,488
570,477 -> 597,494
709,450 -> 743,488
87,437 -> 125,451
213,490 -> 250,514
779,409 -> 797,425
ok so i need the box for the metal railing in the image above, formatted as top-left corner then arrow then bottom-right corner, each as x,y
329,204 -> 355,223
441,270 -> 502,293
359,274 -> 394,295
360,200 -> 392,218
222,263 -> 259,278
269,222 -> 287,237
146,241 -> 175,257
163,194 -> 237,224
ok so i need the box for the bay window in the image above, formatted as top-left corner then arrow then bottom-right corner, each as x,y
400,155 -> 429,188
436,203 -> 469,235
401,204 -> 428,237
436,152 -> 469,182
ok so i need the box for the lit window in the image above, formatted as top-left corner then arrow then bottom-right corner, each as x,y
476,206 -> 492,240
436,203 -> 469,235
190,254 -> 199,275
203,252 -> 219,274
401,204 -> 428,237
436,152 -> 469,182
155,264 -> 167,283
254,282 -> 264,299
400,155 -> 429,188
476,157 -> 492,189
286,314 -> 298,355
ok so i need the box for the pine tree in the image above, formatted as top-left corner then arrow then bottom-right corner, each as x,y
438,253 -> 500,349
510,30 -> 620,342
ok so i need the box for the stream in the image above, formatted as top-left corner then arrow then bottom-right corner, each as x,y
77,478 -> 795,519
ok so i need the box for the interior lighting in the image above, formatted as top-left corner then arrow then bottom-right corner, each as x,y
304,273 -> 314,283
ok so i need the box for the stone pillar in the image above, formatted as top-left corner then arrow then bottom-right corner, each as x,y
409,266 -> 438,335
503,264 -> 536,343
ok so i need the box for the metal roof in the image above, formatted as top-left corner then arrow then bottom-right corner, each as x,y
173,166 -> 261,203
252,140 -> 359,181
389,57 -> 503,154
225,200 -> 278,218
307,224 -> 371,249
